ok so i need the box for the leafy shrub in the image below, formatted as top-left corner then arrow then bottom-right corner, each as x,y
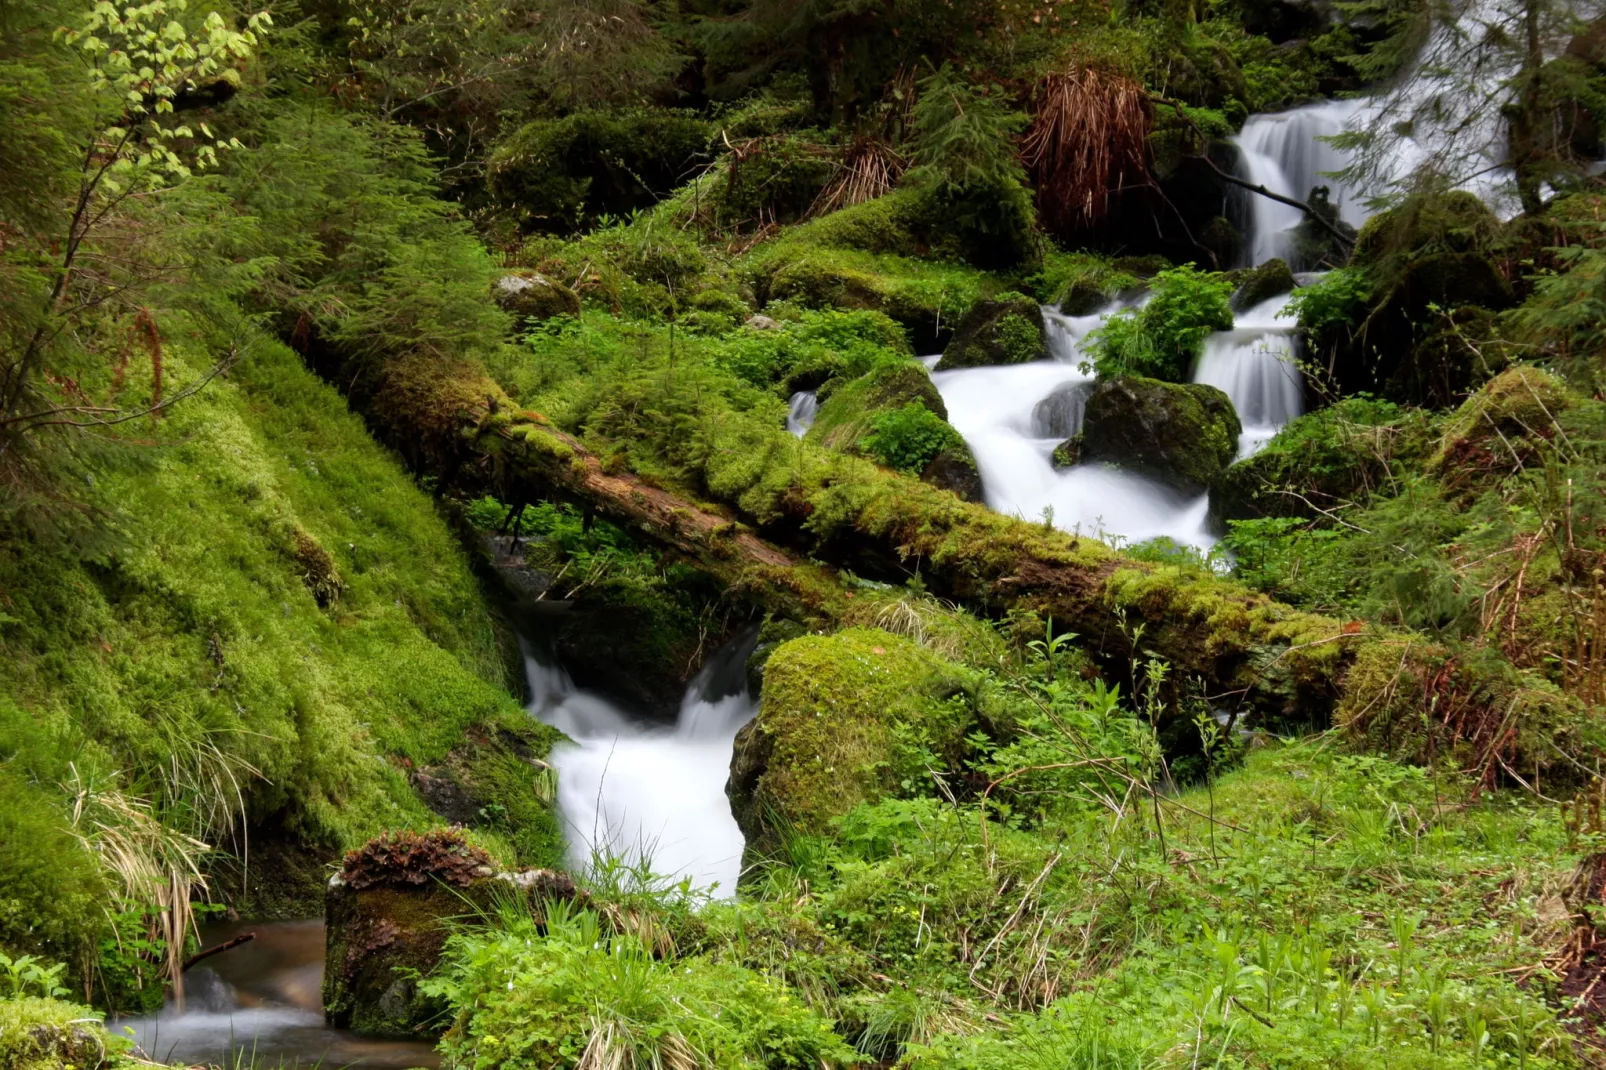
861,402 -> 966,474
1285,266 -> 1372,337
996,313 -> 1044,364
1085,265 -> 1233,380
0,952 -> 68,1000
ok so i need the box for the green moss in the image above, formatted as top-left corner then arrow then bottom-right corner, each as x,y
808,362 -> 948,453
933,294 -> 1047,370
0,337 -> 555,976
1230,257 -> 1295,311
1429,365 -> 1574,473
1077,377 -> 1241,493
730,628 -> 976,849
0,997 -> 122,1070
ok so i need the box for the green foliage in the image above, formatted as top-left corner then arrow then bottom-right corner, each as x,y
488,109 -> 713,234
861,402 -> 966,474
1085,265 -> 1234,381
421,900 -> 859,1069
994,313 -> 1043,365
0,953 -> 68,1000
1286,266 -> 1373,336
905,67 -> 1039,271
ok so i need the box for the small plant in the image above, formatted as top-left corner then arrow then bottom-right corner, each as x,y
0,952 -> 69,1000
860,402 -> 965,474
1084,264 -> 1233,381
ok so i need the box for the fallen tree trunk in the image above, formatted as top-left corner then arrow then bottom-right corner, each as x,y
354,349 -> 1583,785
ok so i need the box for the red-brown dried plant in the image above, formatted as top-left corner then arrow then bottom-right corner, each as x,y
340,828 -> 494,890
1022,68 -> 1151,238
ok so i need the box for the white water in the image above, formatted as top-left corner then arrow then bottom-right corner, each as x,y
526,632 -> 757,895
931,295 -> 1305,550
1192,294 -> 1304,457
786,390 -> 818,436
1230,0 -> 1594,262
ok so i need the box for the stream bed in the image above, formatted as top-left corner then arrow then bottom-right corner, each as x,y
119,919 -> 439,1069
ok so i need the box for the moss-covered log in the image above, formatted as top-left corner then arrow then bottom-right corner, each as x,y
351,350 -> 1585,781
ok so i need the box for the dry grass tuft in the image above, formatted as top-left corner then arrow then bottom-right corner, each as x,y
809,138 -> 907,218
1022,68 -> 1151,238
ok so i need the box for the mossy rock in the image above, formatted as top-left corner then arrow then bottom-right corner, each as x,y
1231,257 -> 1296,312
921,447 -> 984,503
1077,377 -> 1241,493
324,831 -> 580,1039
1200,216 -> 1245,271
1059,279 -> 1113,316
1429,366 -> 1574,478
807,362 -> 948,451
1211,397 -> 1428,524
493,271 -> 582,321
0,998 -> 119,1070
727,628 -> 976,852
934,294 -> 1047,370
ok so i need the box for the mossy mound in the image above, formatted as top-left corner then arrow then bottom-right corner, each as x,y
934,294 -> 1047,370
808,362 -> 948,451
494,271 -> 582,322
727,628 -> 976,852
1212,397 -> 1430,524
1231,257 -> 1296,311
0,998 -> 120,1070
1429,366 -> 1574,480
1070,377 -> 1241,493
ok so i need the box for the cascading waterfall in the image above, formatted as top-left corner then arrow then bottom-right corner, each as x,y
1234,99 -> 1370,266
932,294 -> 1305,551
526,631 -> 759,895
786,390 -> 818,436
1192,294 -> 1304,457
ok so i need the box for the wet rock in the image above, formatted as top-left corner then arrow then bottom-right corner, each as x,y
934,294 -> 1047,370
477,533 -> 555,604
1032,382 -> 1094,439
921,447 -> 984,503
744,314 -> 783,330
1074,376 -> 1241,493
1058,279 -> 1111,316
493,271 -> 581,322
324,830 -> 580,1040
1231,257 -> 1296,312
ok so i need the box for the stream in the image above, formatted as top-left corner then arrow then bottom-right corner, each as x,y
119,919 -> 439,1068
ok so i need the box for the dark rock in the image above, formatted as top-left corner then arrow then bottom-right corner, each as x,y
1200,216 -> 1245,271
325,830 -> 580,1039
934,294 -> 1047,370
1032,381 -> 1094,439
477,533 -> 555,604
493,271 -> 581,321
1289,187 -> 1358,270
922,447 -> 984,503
1231,257 -> 1296,312
1112,254 -> 1171,278
1076,377 -> 1241,493
1059,280 -> 1112,316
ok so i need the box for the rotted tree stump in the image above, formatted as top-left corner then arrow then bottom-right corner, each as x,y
323,829 -> 579,1039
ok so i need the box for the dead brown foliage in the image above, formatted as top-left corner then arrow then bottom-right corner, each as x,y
1022,68 -> 1150,238
809,137 -> 908,218
340,828 -> 494,890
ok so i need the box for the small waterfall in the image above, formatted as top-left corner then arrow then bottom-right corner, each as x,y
1234,99 -> 1370,266
528,631 -> 759,895
786,390 -> 818,436
1192,294 -> 1304,457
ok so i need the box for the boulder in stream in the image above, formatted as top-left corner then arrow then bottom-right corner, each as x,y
1059,376 -> 1241,494
1230,257 -> 1296,312
1032,381 -> 1094,439
934,294 -> 1047,370
324,829 -> 580,1039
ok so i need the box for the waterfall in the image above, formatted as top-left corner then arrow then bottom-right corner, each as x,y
1234,99 -> 1370,266
1192,294 -> 1304,457
786,390 -> 818,436
527,631 -> 759,895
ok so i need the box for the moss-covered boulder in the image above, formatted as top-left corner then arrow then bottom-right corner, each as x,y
1428,366 -> 1573,487
1068,377 -> 1241,493
1231,257 -> 1296,311
493,271 -> 581,322
1059,279 -> 1113,316
727,628 -> 975,852
1211,397 -> 1431,524
934,294 -> 1047,370
0,998 -> 120,1070
324,830 -> 580,1039
921,447 -> 984,503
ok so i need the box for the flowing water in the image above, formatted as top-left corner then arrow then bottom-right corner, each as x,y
786,390 -> 819,436
527,630 -> 759,895
1234,99 -> 1371,266
120,919 -> 439,1068
930,295 -> 1304,551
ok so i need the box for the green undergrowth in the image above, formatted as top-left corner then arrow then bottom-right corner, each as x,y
0,335 -> 560,998
432,715 -> 1585,1069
